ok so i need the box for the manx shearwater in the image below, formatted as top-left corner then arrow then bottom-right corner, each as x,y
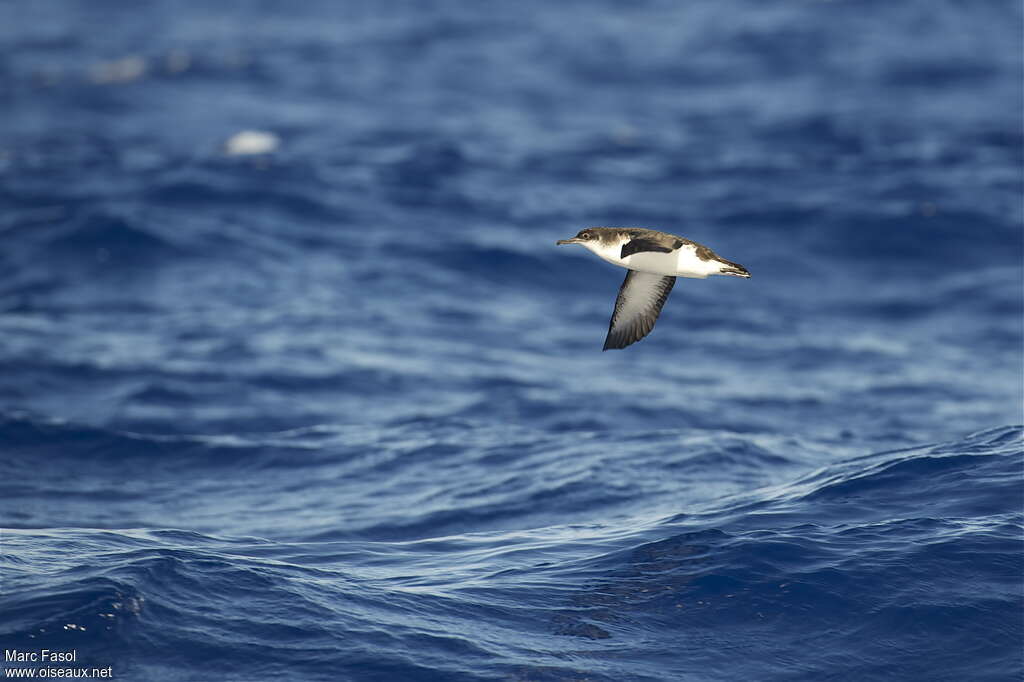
556,227 -> 750,350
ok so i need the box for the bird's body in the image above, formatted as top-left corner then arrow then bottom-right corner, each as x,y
556,227 -> 750,350
575,227 -> 744,279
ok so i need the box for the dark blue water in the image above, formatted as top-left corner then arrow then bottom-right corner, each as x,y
2,2 -> 1022,680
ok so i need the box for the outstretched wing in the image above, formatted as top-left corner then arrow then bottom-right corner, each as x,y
603,271 -> 677,350
620,238 -> 674,259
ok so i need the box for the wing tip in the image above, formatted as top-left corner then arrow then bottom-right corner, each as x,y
602,333 -> 636,351
601,272 -> 676,351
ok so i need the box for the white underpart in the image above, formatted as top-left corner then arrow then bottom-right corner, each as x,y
583,239 -> 725,278
617,272 -> 662,323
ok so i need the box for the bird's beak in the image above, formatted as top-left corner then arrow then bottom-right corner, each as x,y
556,237 -> 581,245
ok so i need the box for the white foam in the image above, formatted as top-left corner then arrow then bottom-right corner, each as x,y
224,130 -> 280,156
90,56 -> 147,84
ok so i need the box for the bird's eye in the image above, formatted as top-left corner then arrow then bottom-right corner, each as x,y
580,232 -> 591,240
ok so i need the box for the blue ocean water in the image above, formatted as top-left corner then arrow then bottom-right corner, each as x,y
1,1 -> 1022,680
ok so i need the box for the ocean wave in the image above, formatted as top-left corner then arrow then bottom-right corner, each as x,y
2,1 -> 1021,679
1,426 -> 1019,680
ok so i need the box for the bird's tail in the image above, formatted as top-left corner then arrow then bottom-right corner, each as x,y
718,259 -> 751,278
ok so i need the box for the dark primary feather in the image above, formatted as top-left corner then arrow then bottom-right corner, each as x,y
620,238 -> 674,259
603,271 -> 677,350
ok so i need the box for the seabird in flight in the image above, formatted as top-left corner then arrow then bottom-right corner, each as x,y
556,227 -> 750,350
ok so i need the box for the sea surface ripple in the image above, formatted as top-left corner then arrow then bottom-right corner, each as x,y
1,1 -> 1022,680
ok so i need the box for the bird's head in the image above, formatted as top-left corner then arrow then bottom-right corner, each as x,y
556,228 -> 601,250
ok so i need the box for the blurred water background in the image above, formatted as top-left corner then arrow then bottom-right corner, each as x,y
1,1 -> 1022,680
